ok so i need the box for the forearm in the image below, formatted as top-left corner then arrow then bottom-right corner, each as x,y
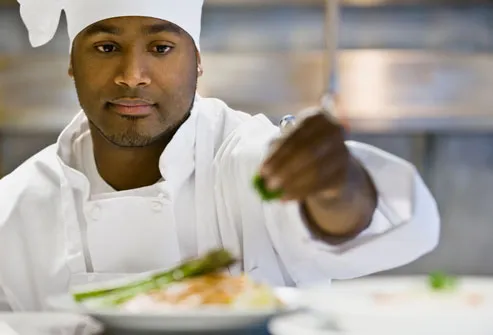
302,156 -> 377,243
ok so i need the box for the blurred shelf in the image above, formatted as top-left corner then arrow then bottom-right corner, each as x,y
201,50 -> 493,133
206,0 -> 323,6
342,0 -> 493,5
2,0 -> 493,7
0,0 -> 15,6
205,0 -> 493,6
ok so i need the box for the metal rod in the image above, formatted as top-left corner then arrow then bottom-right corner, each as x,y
323,0 -> 349,129
324,0 -> 340,97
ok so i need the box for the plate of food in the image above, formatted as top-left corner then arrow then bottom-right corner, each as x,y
47,249 -> 300,332
297,273 -> 493,335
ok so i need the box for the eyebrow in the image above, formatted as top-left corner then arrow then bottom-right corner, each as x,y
83,22 -> 183,37
84,23 -> 122,36
143,23 -> 183,36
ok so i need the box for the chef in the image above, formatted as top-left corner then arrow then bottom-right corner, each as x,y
0,0 -> 439,311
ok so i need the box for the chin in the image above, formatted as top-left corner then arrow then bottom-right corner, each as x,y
90,113 -> 183,148
104,132 -> 160,148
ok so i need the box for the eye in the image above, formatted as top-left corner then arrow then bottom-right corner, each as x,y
153,45 -> 173,54
96,44 -> 117,53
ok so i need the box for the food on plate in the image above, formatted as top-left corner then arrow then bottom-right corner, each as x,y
72,249 -> 282,311
121,272 -> 281,312
371,272 -> 484,308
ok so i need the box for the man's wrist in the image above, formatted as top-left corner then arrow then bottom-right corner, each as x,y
301,157 -> 378,243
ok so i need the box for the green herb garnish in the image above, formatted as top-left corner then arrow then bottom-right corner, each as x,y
253,174 -> 284,201
428,271 -> 457,292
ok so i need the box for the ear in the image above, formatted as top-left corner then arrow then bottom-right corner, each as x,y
68,60 -> 74,78
196,51 -> 203,77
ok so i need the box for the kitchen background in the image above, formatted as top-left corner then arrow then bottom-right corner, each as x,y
1,0 -> 493,276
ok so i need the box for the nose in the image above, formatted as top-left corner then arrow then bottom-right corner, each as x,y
114,52 -> 151,88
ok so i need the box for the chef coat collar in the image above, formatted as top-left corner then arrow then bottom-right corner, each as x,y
56,96 -> 199,197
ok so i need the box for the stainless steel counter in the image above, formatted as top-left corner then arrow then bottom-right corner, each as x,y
1,50 -> 493,134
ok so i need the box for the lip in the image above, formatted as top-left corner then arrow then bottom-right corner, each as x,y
109,98 -> 156,117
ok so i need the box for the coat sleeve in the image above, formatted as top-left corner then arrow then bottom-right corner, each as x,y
220,115 -> 440,286
0,175 -> 21,311
0,199 -> 11,311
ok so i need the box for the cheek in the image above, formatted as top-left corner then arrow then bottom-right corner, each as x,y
74,79 -> 101,111
158,51 -> 197,88
73,63 -> 112,108
165,59 -> 197,102
155,67 -> 194,91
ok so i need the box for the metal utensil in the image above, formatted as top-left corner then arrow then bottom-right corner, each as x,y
279,0 -> 341,132
256,0 -> 342,201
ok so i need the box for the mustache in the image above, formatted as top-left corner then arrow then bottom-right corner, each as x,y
108,97 -> 157,105
105,90 -> 157,105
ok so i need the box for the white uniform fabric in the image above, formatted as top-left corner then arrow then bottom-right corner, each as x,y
17,0 -> 204,49
0,96 -> 440,311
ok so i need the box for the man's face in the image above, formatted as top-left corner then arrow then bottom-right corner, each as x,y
70,16 -> 199,147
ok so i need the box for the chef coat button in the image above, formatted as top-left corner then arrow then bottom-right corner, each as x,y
91,205 -> 101,221
151,201 -> 163,212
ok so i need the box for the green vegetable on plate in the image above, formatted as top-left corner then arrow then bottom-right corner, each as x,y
428,271 -> 457,291
73,248 -> 236,306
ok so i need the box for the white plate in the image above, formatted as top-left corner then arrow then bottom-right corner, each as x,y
269,312 -> 342,335
47,287 -> 300,332
0,313 -> 103,335
298,276 -> 493,335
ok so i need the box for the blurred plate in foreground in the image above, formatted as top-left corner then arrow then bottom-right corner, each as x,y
297,276 -> 493,335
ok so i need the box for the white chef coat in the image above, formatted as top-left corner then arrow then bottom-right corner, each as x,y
0,95 -> 440,311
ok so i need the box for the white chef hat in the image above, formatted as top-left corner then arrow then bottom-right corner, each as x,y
17,0 -> 204,51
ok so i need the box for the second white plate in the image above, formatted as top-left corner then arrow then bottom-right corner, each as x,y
298,276 -> 493,335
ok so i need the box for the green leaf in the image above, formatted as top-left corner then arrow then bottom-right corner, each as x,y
252,174 -> 283,201
428,271 -> 457,291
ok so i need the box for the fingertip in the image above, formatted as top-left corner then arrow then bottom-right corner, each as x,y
266,176 -> 282,191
